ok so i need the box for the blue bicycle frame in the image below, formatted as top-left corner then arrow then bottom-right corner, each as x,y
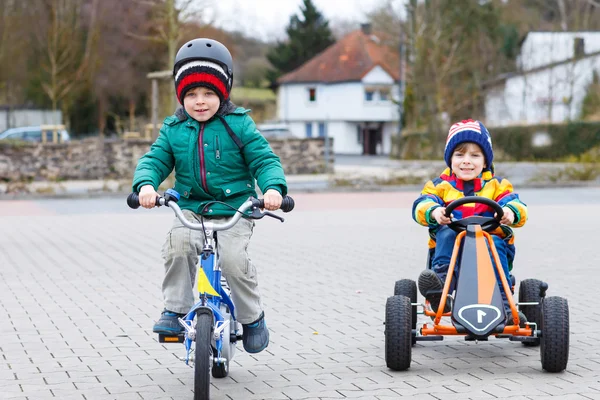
181,239 -> 237,365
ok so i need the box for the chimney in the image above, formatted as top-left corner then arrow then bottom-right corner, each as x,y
360,23 -> 372,35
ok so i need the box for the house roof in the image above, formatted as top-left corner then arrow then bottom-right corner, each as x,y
483,49 -> 600,89
519,30 -> 600,46
278,29 -> 402,85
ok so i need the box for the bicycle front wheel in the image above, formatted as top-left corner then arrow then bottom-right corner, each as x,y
194,311 -> 213,400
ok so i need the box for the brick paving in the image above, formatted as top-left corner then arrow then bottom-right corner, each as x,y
0,190 -> 599,399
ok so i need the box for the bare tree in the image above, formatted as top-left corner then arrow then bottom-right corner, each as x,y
409,0 -> 505,154
0,0 -> 28,112
31,0 -> 100,121
127,0 -> 215,111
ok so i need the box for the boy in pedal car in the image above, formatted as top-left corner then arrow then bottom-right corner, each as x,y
412,119 -> 528,324
132,38 -> 287,353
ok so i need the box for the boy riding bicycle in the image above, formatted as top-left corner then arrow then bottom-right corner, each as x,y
132,38 -> 287,354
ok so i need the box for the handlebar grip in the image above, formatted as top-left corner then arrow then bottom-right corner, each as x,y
127,192 -> 140,209
280,196 -> 295,213
127,192 -> 161,209
256,195 -> 295,212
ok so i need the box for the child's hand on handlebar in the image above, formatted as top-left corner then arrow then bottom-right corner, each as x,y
263,189 -> 282,211
139,185 -> 159,209
432,207 -> 452,225
496,207 -> 515,225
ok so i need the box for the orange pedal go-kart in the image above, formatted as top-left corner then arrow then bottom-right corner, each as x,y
385,196 -> 569,372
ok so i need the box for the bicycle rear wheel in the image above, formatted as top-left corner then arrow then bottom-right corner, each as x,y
194,312 -> 213,400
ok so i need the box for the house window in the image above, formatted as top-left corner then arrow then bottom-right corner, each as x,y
379,88 -> 391,101
365,90 -> 375,101
356,125 -> 362,144
574,37 -> 585,58
318,122 -> 326,138
308,87 -> 316,102
305,122 -> 313,138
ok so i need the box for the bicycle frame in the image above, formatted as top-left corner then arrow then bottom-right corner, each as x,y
178,228 -> 237,365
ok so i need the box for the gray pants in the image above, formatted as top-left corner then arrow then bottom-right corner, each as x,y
161,210 -> 263,324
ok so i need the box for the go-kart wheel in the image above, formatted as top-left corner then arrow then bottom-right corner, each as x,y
385,295 -> 412,371
540,296 -> 569,372
394,279 -> 417,345
518,279 -> 543,346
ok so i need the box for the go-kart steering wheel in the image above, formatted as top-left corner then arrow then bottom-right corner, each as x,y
444,196 -> 504,233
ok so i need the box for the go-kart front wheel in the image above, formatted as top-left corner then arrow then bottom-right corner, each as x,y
385,295 -> 412,371
540,296 -> 569,372
394,279 -> 417,345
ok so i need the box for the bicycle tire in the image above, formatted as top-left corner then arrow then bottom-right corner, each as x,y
194,312 -> 213,400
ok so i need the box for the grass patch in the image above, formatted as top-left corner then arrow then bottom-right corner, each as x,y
230,87 -> 276,103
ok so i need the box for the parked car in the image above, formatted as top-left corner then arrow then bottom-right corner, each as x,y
0,125 -> 70,143
257,123 -> 294,139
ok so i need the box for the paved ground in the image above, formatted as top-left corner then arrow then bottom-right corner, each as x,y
1,188 -> 599,399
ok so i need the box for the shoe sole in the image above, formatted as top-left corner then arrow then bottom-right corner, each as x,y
418,270 -> 443,297
243,338 -> 269,354
153,327 -> 184,335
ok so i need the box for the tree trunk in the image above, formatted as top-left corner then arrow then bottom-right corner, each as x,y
129,97 -> 136,132
98,95 -> 106,138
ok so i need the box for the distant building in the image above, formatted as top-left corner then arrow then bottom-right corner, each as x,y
276,24 -> 402,155
485,31 -> 600,127
0,106 -> 63,133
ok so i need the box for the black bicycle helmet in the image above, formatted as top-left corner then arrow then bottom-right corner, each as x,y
173,38 -> 234,91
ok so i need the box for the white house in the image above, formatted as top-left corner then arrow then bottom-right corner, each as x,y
276,25 -> 401,155
485,31 -> 600,127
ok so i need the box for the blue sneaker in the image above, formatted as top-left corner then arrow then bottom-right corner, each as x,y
242,313 -> 269,353
153,310 -> 185,334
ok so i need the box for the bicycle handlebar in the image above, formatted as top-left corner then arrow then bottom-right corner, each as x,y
127,192 -> 294,232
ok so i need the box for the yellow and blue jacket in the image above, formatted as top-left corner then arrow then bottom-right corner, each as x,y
412,168 -> 528,249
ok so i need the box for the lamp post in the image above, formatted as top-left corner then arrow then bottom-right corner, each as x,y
397,25 -> 406,158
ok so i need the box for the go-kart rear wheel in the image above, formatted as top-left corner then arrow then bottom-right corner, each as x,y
519,279 -> 543,346
385,295 -> 412,371
540,296 -> 569,372
394,279 -> 417,345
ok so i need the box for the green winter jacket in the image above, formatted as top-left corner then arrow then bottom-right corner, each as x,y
132,105 -> 287,216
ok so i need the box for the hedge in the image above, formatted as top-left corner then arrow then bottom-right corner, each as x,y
394,121 -> 600,161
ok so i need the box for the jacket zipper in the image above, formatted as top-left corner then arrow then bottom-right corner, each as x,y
215,135 -> 221,160
198,124 -> 208,192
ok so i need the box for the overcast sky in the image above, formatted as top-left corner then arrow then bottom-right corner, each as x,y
204,0 -> 405,41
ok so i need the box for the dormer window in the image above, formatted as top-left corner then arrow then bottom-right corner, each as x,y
364,86 -> 392,102
379,88 -> 390,101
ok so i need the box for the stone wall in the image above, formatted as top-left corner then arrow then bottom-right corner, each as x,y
0,137 -> 333,182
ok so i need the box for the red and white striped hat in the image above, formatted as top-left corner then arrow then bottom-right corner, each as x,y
174,59 -> 231,104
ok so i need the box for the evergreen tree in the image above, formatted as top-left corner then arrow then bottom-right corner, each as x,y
266,0 -> 335,89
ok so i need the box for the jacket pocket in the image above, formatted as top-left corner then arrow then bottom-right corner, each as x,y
221,180 -> 253,197
174,181 -> 192,198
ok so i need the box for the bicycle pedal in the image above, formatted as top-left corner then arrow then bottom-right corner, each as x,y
158,333 -> 184,343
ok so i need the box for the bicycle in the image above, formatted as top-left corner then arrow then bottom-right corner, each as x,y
127,188 -> 294,399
